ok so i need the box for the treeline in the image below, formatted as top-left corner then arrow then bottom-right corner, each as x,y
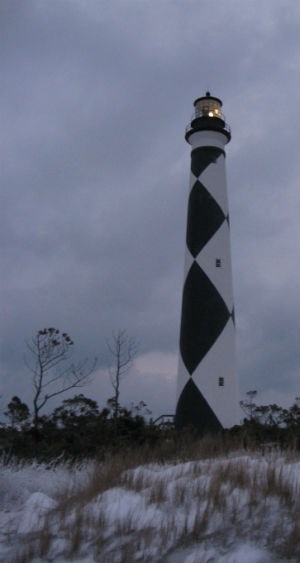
1,328 -> 300,460
239,393 -> 300,450
1,326 -> 166,460
0,394 -> 163,460
0,326 -> 155,460
1,392 -> 300,461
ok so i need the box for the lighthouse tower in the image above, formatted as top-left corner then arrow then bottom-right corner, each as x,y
175,92 -> 238,433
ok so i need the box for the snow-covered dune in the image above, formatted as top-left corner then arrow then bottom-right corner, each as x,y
0,452 -> 299,562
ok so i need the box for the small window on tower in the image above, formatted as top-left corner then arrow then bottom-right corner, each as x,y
216,258 -> 221,267
218,377 -> 224,387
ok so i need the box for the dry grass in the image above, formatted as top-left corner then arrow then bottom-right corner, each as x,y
8,441 -> 300,562
282,518 -> 300,559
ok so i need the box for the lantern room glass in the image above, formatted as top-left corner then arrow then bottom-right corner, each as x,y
194,98 -> 222,119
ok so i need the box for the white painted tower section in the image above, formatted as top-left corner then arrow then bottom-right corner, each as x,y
175,93 -> 238,432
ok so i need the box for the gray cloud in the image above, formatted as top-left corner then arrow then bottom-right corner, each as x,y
1,0 -> 299,416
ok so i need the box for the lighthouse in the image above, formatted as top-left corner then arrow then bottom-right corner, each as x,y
175,92 -> 238,433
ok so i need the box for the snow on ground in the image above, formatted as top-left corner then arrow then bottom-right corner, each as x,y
0,452 -> 299,562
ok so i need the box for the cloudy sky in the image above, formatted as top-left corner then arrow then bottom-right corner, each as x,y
1,0 -> 299,420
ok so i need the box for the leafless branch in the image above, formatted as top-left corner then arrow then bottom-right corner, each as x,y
106,329 -> 137,419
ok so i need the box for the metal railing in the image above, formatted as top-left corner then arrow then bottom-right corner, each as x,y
153,414 -> 175,428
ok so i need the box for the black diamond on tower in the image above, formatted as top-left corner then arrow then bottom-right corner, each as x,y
186,181 -> 225,257
180,261 -> 230,374
191,146 -> 223,178
175,378 -> 222,433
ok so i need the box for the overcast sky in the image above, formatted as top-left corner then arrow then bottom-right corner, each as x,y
1,0 -> 299,420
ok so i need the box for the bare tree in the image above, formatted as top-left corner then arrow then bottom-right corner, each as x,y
106,330 -> 137,419
26,327 -> 96,431
240,390 -> 258,421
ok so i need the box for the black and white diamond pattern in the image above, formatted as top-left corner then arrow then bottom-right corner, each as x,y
176,144 -> 236,432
